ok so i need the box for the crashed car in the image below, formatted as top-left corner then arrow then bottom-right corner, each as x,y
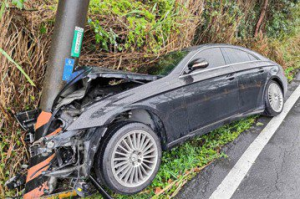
17,44 -> 287,196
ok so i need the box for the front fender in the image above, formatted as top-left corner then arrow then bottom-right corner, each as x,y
66,93 -> 132,131
268,65 -> 288,96
66,98 -> 165,131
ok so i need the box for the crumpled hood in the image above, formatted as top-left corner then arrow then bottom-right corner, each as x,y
87,67 -> 160,81
53,67 -> 161,110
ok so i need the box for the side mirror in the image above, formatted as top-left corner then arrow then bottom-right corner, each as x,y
188,58 -> 209,73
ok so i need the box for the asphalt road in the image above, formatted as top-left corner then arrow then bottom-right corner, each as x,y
176,72 -> 300,199
232,91 -> 300,199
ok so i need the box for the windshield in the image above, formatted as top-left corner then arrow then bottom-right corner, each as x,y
138,50 -> 190,76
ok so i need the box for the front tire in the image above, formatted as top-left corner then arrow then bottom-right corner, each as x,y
95,122 -> 162,195
264,80 -> 284,116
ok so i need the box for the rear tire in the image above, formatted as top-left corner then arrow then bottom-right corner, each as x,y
264,80 -> 284,116
94,122 -> 161,195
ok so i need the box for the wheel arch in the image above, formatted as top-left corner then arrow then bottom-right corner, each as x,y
269,76 -> 285,95
262,76 -> 285,116
260,75 -> 285,111
107,108 -> 168,150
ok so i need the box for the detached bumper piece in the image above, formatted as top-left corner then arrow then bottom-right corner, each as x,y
5,174 -> 26,190
24,111 -> 57,199
15,109 -> 40,143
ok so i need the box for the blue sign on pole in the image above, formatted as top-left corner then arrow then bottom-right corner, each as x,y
63,58 -> 75,82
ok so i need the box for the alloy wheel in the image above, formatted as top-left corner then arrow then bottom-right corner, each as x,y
111,130 -> 158,188
268,82 -> 284,112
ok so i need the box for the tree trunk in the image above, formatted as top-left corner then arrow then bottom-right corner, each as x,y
254,0 -> 269,37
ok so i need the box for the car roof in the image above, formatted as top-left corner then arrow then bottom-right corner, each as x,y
184,44 -> 268,61
184,43 -> 247,52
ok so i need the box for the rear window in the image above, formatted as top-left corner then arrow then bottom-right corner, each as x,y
221,48 -> 257,64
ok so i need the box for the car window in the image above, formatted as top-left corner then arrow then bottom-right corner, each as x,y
221,48 -> 253,64
194,48 -> 226,69
248,53 -> 259,61
138,50 -> 190,76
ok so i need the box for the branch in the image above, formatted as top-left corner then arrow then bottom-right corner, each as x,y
254,0 -> 269,37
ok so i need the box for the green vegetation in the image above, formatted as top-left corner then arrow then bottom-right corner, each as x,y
266,0 -> 298,38
88,0 -> 191,53
0,48 -> 35,86
276,4 -> 300,81
11,0 -> 25,9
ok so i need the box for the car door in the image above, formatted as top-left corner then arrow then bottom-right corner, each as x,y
181,47 -> 240,133
134,50 -> 192,144
144,79 -> 190,143
221,47 -> 269,113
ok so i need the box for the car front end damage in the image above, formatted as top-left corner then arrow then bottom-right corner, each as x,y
17,109 -> 109,197
30,127 -> 106,179
8,67 -> 159,197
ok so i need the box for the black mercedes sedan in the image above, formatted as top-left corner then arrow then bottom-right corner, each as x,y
24,44 -> 287,196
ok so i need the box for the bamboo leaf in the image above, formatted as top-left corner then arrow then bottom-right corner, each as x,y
0,48 -> 36,86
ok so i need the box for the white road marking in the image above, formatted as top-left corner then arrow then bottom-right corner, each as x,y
210,84 -> 300,199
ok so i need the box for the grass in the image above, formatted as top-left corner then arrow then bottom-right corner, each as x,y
0,48 -> 36,86
88,117 -> 257,198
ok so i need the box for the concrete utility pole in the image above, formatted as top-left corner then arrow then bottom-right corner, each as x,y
24,1 -> 90,198
40,0 -> 90,111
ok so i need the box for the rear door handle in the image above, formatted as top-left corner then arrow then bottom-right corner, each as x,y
258,68 -> 264,73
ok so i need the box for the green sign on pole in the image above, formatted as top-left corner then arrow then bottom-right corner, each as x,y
71,26 -> 84,57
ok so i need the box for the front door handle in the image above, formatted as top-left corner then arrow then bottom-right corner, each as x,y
258,68 -> 264,73
226,74 -> 235,81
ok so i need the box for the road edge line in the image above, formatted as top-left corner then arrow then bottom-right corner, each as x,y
209,84 -> 300,199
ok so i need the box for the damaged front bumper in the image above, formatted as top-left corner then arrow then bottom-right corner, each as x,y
14,109 -> 107,180
10,109 -> 111,198
13,109 -> 107,185
30,127 -> 107,179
